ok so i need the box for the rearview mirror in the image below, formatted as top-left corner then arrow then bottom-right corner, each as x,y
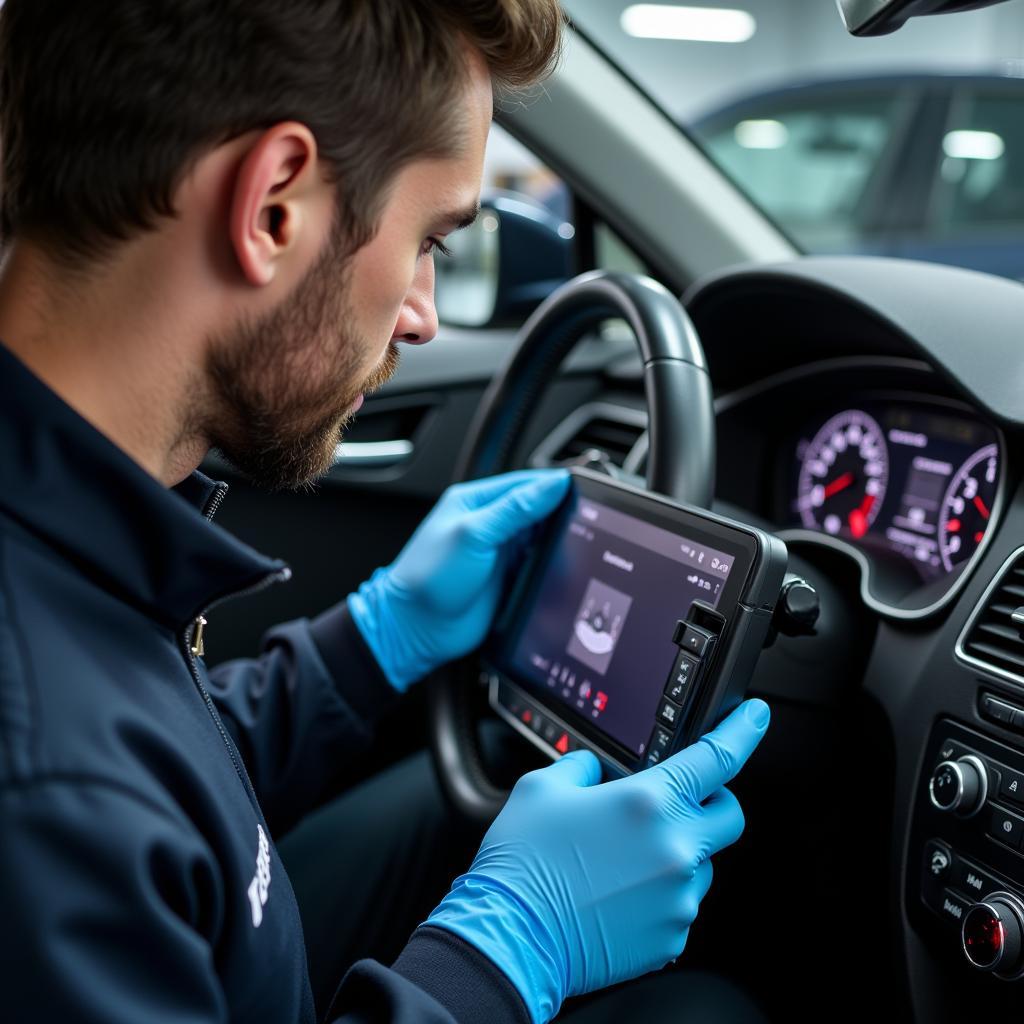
435,193 -> 574,329
838,0 -> 1013,36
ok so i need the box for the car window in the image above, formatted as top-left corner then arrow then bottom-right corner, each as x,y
435,122 -> 646,326
696,91 -> 905,250
483,122 -> 572,221
565,0 -> 1024,280
931,86 -> 1024,234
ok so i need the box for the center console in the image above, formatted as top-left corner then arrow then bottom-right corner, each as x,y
910,719 -> 1024,980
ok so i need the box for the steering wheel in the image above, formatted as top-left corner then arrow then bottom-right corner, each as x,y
428,270 -> 715,822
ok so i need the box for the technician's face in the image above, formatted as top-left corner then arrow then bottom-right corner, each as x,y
206,53 -> 492,490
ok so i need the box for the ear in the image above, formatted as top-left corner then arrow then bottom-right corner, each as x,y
229,122 -> 324,287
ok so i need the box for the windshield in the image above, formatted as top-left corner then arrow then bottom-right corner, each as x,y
564,1 -> 1024,280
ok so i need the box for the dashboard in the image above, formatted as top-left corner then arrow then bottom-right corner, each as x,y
528,363 -> 1007,619
783,397 -> 1001,591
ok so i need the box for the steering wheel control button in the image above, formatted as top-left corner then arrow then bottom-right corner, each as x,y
1000,768 -> 1024,806
938,889 -> 971,927
665,652 -> 698,703
962,893 -> 1024,977
988,808 -> 1024,850
929,755 -> 988,817
656,697 -> 683,731
645,726 -> 674,768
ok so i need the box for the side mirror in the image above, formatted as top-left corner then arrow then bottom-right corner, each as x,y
838,0 -> 1012,36
435,192 -> 574,329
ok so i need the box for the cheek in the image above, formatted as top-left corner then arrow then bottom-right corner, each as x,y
351,243 -> 419,339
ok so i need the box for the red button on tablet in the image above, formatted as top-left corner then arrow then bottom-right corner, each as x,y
555,733 -> 570,754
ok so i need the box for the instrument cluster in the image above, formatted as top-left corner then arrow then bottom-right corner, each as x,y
788,400 -> 1000,583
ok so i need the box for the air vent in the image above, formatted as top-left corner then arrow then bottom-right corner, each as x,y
553,416 -> 644,466
960,548 -> 1024,683
530,402 -> 647,471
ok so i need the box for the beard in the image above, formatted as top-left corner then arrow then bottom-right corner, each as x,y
203,227 -> 400,491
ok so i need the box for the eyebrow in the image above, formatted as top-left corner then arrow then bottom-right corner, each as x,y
440,203 -> 481,232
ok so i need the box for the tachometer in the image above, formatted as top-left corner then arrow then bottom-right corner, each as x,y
937,443 -> 998,572
797,409 -> 889,539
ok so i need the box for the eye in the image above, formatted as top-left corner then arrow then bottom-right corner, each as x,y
421,236 -> 454,259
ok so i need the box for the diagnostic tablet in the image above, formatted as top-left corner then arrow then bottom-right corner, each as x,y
486,467 -> 788,776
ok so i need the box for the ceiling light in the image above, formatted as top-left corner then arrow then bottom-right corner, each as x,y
943,130 -> 1005,161
621,4 -> 756,44
734,119 -> 788,149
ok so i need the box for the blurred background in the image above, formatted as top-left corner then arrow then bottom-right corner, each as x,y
469,1 -> 1024,285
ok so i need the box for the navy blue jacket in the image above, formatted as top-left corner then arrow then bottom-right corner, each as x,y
0,344 -> 528,1024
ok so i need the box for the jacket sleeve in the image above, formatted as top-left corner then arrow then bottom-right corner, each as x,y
0,778 -> 228,1023
206,600 -> 399,835
329,927 -> 532,1024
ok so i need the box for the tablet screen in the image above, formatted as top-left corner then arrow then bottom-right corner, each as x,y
507,493 -> 736,757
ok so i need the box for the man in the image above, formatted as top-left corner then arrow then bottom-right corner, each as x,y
0,2 -> 770,1022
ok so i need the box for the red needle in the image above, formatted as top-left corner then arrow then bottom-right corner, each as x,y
973,495 -> 991,520
848,494 -> 874,540
824,471 -> 855,499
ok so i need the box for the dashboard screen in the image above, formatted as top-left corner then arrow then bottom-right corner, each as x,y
790,401 -> 999,579
506,495 -> 735,757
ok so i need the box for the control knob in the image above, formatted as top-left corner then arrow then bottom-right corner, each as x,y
929,754 -> 988,817
962,891 -> 1024,979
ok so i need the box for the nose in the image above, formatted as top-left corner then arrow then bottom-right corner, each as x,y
392,256 -> 438,345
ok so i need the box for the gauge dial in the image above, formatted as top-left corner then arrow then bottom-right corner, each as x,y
937,443 -> 998,572
798,410 -> 889,540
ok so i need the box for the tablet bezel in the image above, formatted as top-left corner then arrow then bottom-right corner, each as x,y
486,468 -> 766,769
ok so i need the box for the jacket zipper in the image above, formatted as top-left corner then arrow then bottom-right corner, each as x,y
180,479 -> 291,801
181,569 -> 291,801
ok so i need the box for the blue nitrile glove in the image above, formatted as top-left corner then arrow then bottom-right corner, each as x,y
426,698 -> 771,1024
348,469 -> 570,691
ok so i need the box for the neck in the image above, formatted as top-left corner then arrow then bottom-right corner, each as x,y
0,241 -> 210,485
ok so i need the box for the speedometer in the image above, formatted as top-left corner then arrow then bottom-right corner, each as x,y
937,444 -> 999,572
797,409 -> 889,539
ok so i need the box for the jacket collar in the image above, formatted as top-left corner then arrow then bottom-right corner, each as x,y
0,342 -> 289,631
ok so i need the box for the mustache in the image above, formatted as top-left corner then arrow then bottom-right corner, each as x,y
361,342 -> 401,395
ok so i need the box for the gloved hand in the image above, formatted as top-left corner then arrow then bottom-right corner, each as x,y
426,698 -> 771,1024
348,469 -> 570,691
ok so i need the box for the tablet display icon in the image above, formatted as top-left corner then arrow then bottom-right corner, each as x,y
566,578 -> 633,675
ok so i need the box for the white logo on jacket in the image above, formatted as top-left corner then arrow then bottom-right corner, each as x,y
247,825 -> 271,928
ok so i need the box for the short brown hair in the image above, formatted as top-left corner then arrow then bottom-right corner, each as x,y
0,0 -> 563,265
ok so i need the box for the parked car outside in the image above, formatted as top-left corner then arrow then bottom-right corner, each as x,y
688,72 -> 1024,280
